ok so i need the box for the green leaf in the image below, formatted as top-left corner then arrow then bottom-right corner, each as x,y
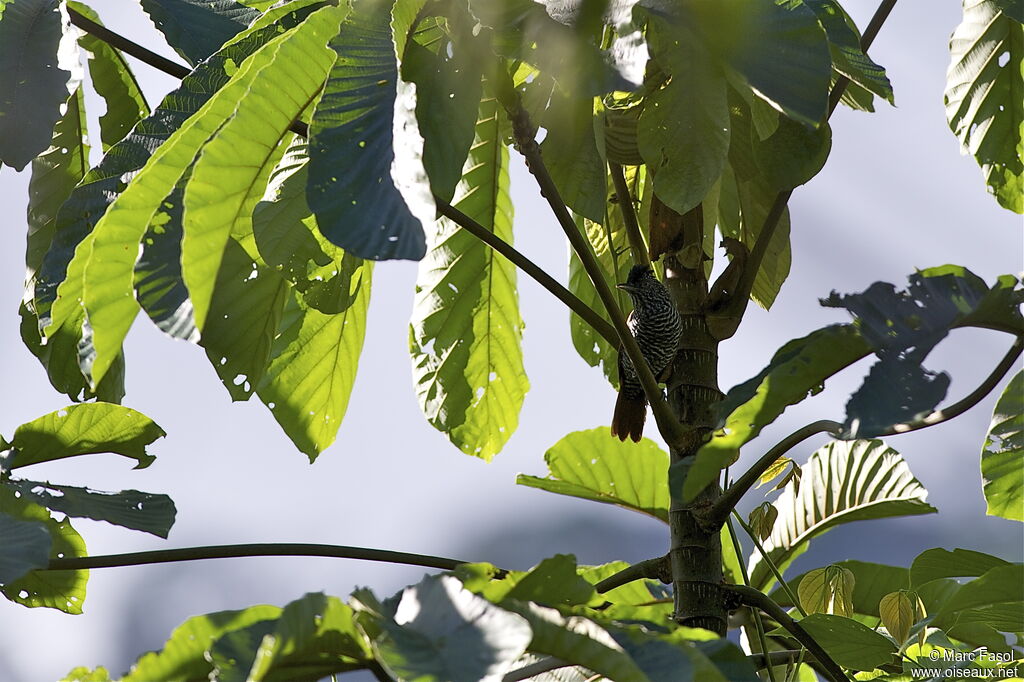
307,0 -> 432,261
639,16 -> 729,215
773,560 -> 910,618
981,370 -> 1023,521
0,0 -> 71,170
681,325 -> 870,502
734,177 -> 791,309
368,575 -> 533,682
410,96 -> 527,460
502,604 -> 650,682
401,9 -> 483,202
879,591 -> 914,645
683,0 -> 831,127
255,259 -> 372,460
505,555 -> 598,607
8,479 -> 176,538
541,89 -> 605,223
932,564 -> 1024,631
748,501 -> 778,542
610,627 -> 731,682
517,427 -> 670,522
122,605 -> 282,682
0,486 -> 88,613
945,0 -> 1023,213
61,666 -> 112,682
752,116 -> 832,191
5,403 -> 163,469
209,592 -> 370,681
748,440 -> 936,591
910,548 -> 1011,588
139,0 -> 259,65
579,561 -> 666,609
0,511 -> 51,584
803,0 -> 894,105
73,9 -> 341,387
68,1 -> 150,150
790,613 -> 897,671
182,5 -> 346,333
798,565 -> 855,616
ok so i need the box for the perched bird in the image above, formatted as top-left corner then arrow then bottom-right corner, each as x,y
611,265 -> 683,442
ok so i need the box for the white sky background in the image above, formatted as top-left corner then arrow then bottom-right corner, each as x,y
0,2 -> 1021,680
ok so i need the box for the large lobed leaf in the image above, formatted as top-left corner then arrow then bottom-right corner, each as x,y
411,96 -> 527,460
981,370 -> 1023,521
307,0 -> 433,261
945,0 -> 1024,214
517,427 -> 670,522
0,0 -> 71,170
748,439 -> 936,591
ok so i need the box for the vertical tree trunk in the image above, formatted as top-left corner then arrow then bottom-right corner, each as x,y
654,197 -> 728,635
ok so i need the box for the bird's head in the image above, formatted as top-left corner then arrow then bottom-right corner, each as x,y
616,264 -> 658,296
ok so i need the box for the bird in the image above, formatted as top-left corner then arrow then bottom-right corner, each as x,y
611,264 -> 683,442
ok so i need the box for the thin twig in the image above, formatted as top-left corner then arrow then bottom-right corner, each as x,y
709,420 -> 842,527
749,650 -> 810,671
609,161 -> 649,267
436,198 -> 618,347
493,74 -> 685,446
875,335 -> 1023,436
726,584 -> 852,682
725,517 -> 779,682
593,555 -> 669,593
732,0 -> 900,325
43,543 -> 505,576
67,6 -> 191,79
732,513 -> 806,618
502,657 -> 572,682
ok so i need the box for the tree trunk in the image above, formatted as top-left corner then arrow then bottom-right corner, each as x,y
655,197 -> 728,634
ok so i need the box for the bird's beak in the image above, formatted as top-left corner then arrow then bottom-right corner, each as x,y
616,282 -> 637,293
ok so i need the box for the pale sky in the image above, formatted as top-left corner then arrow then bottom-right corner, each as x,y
0,3 -> 1021,680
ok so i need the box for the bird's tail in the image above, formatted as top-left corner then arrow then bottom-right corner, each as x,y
611,392 -> 647,443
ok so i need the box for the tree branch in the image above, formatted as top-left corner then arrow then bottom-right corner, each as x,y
436,198 -> 618,347
725,584 -> 852,682
875,335 -> 1023,436
731,0 -> 899,327
749,650 -> 807,671
67,6 -> 191,79
43,542 -> 505,575
609,161 -> 649,268
493,75 -> 685,447
709,420 -> 842,527
593,555 -> 669,594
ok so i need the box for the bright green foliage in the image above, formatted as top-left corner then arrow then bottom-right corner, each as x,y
68,2 -> 149,150
910,547 -> 1011,588
930,563 -> 1024,643
681,324 -> 870,501
7,480 -> 176,538
789,614 -> 896,671
748,440 -> 935,591
182,5 -> 345,332
255,260 -> 372,460
878,590 -> 914,646
410,96 -> 527,460
945,0 -> 1024,213
122,605 -> 282,682
504,555 -> 599,607
798,565 -> 855,616
5,402 -> 164,469
0,487 -> 88,614
0,512 -> 51,584
747,501 -> 779,541
517,427 -> 671,522
0,0 -> 70,170
307,0 -> 432,261
981,370 -> 1023,521
139,0 -> 259,65
775,560 -> 910,618
639,16 -> 730,216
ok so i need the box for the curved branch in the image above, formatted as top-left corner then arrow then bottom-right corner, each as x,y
709,420 -> 842,527
609,161 -> 649,268
43,542 -> 505,576
493,76 -> 685,447
725,584 -> 851,682
593,555 -> 669,594
436,198 -> 618,347
875,335 -> 1023,436
731,0 -> 899,328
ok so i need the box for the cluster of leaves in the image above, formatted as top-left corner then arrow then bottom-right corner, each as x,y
0,403 -> 170,614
